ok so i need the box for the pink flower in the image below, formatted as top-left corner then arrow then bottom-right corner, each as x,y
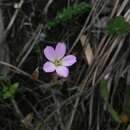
43,42 -> 77,78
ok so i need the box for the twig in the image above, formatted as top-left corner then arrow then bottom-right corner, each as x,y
0,61 -> 49,87
88,88 -> 94,130
43,0 -> 53,16
5,0 -> 24,33
11,98 -> 24,119
51,90 -> 65,129
17,24 -> 42,68
117,0 -> 130,16
68,0 -> 108,53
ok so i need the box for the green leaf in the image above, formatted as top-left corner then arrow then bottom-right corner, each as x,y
106,16 -> 130,35
47,2 -> 91,29
99,80 -> 109,102
99,80 -> 120,122
2,83 -> 19,99
108,104 -> 120,122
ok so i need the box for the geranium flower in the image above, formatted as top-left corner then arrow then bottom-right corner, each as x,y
43,42 -> 77,78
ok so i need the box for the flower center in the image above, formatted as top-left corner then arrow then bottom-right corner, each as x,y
53,60 -> 62,66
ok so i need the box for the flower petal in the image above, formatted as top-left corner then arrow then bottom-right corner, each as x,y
56,66 -> 69,78
43,62 -> 56,72
55,42 -> 66,59
62,55 -> 77,66
44,46 -> 56,61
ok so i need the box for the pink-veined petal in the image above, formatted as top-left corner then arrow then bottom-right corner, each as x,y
55,42 -> 66,59
62,55 -> 77,66
56,66 -> 69,78
43,62 -> 56,72
44,46 -> 56,61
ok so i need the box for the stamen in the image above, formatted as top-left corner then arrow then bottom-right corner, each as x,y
54,60 -> 62,66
